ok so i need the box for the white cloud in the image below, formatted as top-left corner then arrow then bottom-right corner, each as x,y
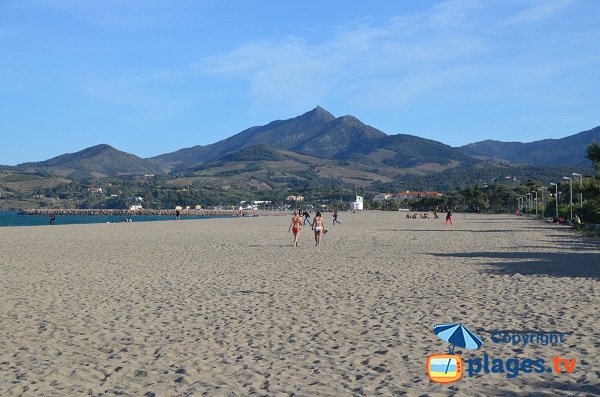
505,0 -> 573,25
427,0 -> 483,28
200,1 -> 484,107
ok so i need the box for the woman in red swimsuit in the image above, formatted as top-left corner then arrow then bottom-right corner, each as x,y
288,211 -> 302,247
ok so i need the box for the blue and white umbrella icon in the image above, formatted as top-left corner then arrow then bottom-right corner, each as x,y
434,323 -> 483,353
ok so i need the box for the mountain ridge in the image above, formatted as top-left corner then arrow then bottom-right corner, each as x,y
148,106 -> 473,172
458,126 -> 600,166
149,106 -> 338,170
5,107 -> 598,181
17,144 -> 164,178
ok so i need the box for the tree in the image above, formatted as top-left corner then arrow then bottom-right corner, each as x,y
587,141 -> 600,170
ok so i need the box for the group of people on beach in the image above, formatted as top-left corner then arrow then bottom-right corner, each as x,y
289,210 -> 337,247
406,212 -> 437,219
404,209 -> 453,225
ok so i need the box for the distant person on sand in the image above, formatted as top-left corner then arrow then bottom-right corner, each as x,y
303,211 -> 311,226
176,209 -> 181,221
49,212 -> 55,225
333,209 -> 341,225
312,211 -> 325,246
445,209 -> 453,226
289,211 -> 302,247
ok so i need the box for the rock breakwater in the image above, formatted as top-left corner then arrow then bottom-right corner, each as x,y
19,209 -> 258,217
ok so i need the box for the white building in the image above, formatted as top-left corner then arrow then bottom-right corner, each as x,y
373,191 -> 442,201
350,195 -> 364,210
126,196 -> 144,210
240,200 -> 272,210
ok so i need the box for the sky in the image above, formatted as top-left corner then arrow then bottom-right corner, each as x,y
1,0 -> 599,165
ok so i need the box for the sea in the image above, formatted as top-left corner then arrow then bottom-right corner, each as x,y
0,211 -> 230,227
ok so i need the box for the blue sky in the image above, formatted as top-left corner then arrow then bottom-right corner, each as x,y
1,0 -> 599,165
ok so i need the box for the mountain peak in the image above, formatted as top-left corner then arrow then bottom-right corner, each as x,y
89,143 -> 115,150
335,115 -> 360,124
79,144 -> 117,155
17,144 -> 164,178
300,106 -> 336,122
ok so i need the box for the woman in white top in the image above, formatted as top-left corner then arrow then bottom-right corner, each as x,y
312,211 -> 325,246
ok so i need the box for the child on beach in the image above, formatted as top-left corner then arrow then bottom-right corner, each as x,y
289,211 -> 302,247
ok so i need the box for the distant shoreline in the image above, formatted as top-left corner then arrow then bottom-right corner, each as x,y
19,208 -> 259,217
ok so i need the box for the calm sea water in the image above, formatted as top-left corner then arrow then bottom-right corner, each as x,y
0,211 -> 230,227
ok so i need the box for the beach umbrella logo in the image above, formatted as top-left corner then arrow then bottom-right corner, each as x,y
434,323 -> 483,353
426,323 -> 482,384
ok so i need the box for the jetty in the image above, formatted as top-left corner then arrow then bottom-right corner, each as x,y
19,209 -> 259,217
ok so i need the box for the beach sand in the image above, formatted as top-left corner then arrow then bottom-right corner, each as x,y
0,212 -> 599,396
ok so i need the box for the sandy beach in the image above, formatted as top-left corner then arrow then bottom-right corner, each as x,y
1,212 -> 599,396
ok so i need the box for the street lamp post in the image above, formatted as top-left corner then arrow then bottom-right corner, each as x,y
533,191 -> 538,216
572,172 -> 583,208
519,196 -> 524,215
519,196 -> 523,214
538,188 -> 545,215
550,183 -> 558,220
529,193 -> 533,213
563,177 -> 573,221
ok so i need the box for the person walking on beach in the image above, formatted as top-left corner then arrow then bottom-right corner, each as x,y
312,211 -> 325,246
332,209 -> 341,226
445,209 -> 453,226
49,212 -> 55,225
303,211 -> 311,226
176,209 -> 181,221
289,211 -> 302,247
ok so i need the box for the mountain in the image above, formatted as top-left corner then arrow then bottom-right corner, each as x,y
180,145 -> 401,190
149,106 -> 470,172
7,108 -> 597,188
17,144 -> 165,178
220,145 -> 285,162
458,126 -> 600,166
290,115 -> 386,158
149,106 -> 337,170
334,134 -> 476,170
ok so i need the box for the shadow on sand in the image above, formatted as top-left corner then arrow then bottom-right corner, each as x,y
532,380 -> 600,396
432,250 -> 600,279
393,229 -> 515,233
485,381 -> 600,397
